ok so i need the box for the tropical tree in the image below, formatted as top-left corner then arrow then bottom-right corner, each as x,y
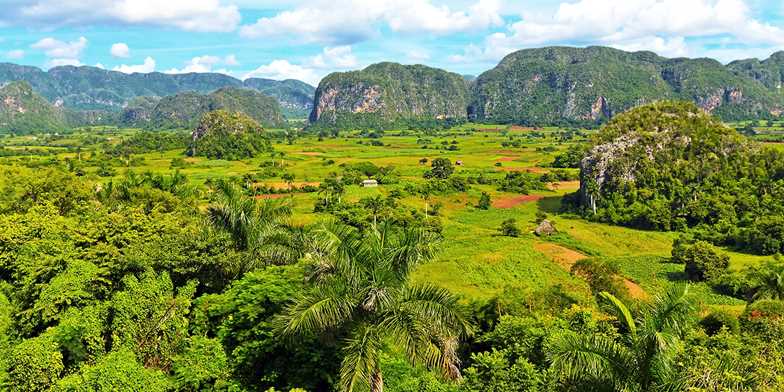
207,180 -> 301,268
547,285 -> 695,392
751,261 -> 784,301
277,222 -> 471,392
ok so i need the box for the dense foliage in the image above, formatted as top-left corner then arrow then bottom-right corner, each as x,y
471,46 -> 782,125
187,110 -> 273,160
310,62 -> 470,129
573,101 -> 784,255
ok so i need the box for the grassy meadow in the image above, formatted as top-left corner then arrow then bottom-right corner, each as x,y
1,124 -> 778,311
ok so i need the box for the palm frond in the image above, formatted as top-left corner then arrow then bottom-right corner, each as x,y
600,291 -> 637,339
277,284 -> 358,337
547,331 -> 635,388
340,324 -> 384,392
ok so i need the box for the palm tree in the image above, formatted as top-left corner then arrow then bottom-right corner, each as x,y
547,285 -> 695,392
277,222 -> 472,392
751,261 -> 784,301
207,180 -> 300,268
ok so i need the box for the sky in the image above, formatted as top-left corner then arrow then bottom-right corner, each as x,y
1,0 -> 784,86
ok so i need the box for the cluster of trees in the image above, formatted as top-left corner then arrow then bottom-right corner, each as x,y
571,102 -> 784,255
187,110 -> 273,160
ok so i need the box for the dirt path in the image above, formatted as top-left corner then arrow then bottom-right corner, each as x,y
493,194 -> 544,208
534,242 -> 648,300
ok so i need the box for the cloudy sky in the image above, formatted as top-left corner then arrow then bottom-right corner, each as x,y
1,0 -> 783,85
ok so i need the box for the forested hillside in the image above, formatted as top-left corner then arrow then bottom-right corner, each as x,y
310,62 -> 470,129
0,63 -> 314,118
471,46 -> 782,125
573,101 -> 784,255
121,87 -> 285,129
0,81 -> 67,133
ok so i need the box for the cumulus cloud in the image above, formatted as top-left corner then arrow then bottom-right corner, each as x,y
457,0 -> 784,63
240,0 -> 502,44
243,45 -> 362,85
5,50 -> 25,60
2,0 -> 240,32
244,60 -> 321,85
31,36 -> 87,67
164,55 -> 238,74
110,43 -> 130,58
113,56 -> 156,73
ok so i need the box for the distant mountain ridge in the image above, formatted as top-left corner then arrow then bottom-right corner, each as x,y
0,63 -> 315,117
122,87 -> 285,129
470,46 -> 782,124
312,47 -> 784,127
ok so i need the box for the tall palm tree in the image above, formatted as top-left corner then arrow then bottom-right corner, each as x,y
277,222 -> 471,392
207,180 -> 300,267
547,285 -> 695,392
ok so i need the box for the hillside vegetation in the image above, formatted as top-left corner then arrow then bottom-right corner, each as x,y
122,87 -> 285,130
310,62 -> 470,129
0,81 -> 67,133
574,101 -> 784,255
471,46 -> 781,125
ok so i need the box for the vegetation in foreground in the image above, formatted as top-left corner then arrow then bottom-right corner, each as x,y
0,103 -> 783,391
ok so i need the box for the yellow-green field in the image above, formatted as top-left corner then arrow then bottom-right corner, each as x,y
1,125 -> 772,309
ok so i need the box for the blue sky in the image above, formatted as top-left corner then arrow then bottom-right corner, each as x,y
1,0 -> 784,85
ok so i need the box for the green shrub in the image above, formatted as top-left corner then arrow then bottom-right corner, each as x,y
700,310 -> 740,335
672,240 -> 729,281
499,219 -> 520,237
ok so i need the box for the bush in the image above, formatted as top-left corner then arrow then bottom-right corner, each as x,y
571,258 -> 628,300
672,240 -> 730,281
499,219 -> 520,237
700,310 -> 740,335
424,158 -> 454,180
7,336 -> 64,392
477,192 -> 491,210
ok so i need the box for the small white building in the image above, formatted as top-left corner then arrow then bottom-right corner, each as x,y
362,179 -> 378,187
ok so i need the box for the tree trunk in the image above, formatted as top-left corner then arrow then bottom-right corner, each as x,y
370,367 -> 383,392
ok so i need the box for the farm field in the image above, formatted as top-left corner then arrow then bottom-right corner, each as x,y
1,124 -> 765,311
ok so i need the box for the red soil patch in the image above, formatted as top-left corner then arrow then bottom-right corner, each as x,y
496,156 -> 518,162
493,194 -> 544,208
623,279 -> 648,300
547,180 -> 581,191
255,194 -> 286,199
263,181 -> 321,190
497,167 -> 548,174
534,242 -> 648,300
534,242 -> 585,268
509,125 -> 535,131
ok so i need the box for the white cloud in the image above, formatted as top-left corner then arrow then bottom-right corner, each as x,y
464,0 -> 784,63
110,42 -> 130,58
31,36 -> 87,59
244,60 -> 321,85
5,50 -> 25,60
31,36 -> 87,67
309,46 -> 358,69
243,45 -> 362,85
224,54 -> 239,66
4,0 -> 240,32
240,0 -> 502,44
113,56 -> 156,73
164,55 -> 238,74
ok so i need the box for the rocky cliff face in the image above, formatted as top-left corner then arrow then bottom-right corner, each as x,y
0,81 -> 66,133
472,46 -> 783,125
310,62 -> 470,126
578,101 -> 748,212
